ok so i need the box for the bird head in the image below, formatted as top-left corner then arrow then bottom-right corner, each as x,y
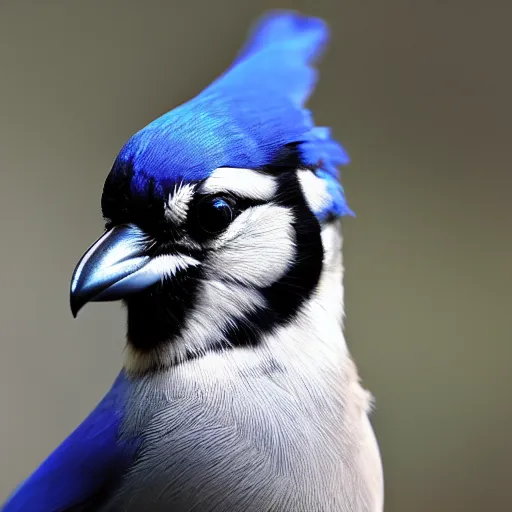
70,11 -> 353,371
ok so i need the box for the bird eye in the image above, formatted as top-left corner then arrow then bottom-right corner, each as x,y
195,196 -> 234,235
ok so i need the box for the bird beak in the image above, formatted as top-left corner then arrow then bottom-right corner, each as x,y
70,223 -> 159,317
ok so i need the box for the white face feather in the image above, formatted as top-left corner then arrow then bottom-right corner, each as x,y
124,167 -> 334,373
175,280 -> 266,360
165,183 -> 195,225
203,204 -> 296,287
144,253 -> 200,282
297,169 -> 332,218
168,204 -> 296,360
200,167 -> 277,200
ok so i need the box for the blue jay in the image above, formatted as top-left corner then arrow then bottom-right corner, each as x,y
3,11 -> 383,512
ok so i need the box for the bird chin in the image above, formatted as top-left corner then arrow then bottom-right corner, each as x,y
123,264 -> 202,352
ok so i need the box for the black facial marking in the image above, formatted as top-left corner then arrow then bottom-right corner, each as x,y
215,169 -> 324,349
198,144 -> 325,352
125,263 -> 204,353
100,158 -> 202,351
102,159 -> 167,235
101,146 -> 326,361
262,171 -> 324,317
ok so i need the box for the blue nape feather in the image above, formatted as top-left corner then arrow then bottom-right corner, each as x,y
2,373 -> 139,512
115,10 -> 353,220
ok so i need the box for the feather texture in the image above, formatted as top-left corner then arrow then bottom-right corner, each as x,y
2,11 -> 382,512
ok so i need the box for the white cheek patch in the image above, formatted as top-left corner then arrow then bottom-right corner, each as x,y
204,204 -> 296,288
124,256 -> 264,372
200,167 -> 277,201
176,280 -> 266,355
165,183 -> 195,225
297,169 -> 331,217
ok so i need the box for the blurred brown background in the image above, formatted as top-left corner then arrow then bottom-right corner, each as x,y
0,1 -> 510,510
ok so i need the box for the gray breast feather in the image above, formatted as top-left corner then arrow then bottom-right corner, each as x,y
97,367 -> 382,512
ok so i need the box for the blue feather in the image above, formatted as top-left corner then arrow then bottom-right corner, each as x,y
232,10 -> 328,71
2,373 -> 139,512
112,10 -> 352,219
2,13 -> 352,511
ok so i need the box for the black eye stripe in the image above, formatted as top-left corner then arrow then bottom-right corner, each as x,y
186,193 -> 268,243
102,184 -> 269,241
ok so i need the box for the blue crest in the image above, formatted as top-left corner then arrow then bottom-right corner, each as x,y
112,11 -> 353,220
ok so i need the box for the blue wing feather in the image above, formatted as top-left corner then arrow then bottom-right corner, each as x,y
2,372 -> 138,512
